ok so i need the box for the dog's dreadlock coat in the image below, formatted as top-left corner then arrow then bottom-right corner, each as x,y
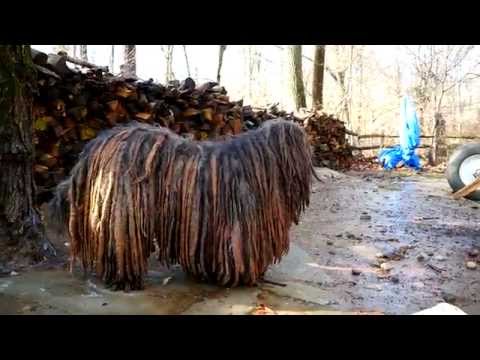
49,119 -> 315,290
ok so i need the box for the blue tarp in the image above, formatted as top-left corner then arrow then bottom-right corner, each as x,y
378,96 -> 421,170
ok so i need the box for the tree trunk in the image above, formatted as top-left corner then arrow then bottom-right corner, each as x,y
246,46 -> 254,100
80,45 -> 88,61
182,45 -> 191,78
311,45 -> 325,110
287,45 -> 306,111
348,45 -> 354,128
217,45 -> 227,84
110,45 -> 115,73
338,71 -> 350,128
123,45 -> 136,77
0,45 -> 55,263
359,50 -> 365,135
431,112 -> 447,165
163,45 -> 174,83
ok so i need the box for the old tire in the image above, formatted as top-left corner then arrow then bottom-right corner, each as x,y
446,143 -> 480,201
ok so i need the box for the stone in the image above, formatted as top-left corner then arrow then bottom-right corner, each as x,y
434,255 -> 446,262
412,281 -> 425,290
468,249 -> 479,257
441,291 -> 457,303
380,262 -> 393,272
417,253 -> 428,261
390,276 -> 400,284
328,250 -> 336,255
326,240 -> 334,246
360,214 -> 372,221
162,276 -> 173,286
351,268 -> 362,276
466,261 -> 477,270
366,284 -> 383,292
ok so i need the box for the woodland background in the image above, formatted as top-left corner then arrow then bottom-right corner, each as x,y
34,45 -> 480,139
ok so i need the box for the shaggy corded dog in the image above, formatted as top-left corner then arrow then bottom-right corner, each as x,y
48,119 -> 316,290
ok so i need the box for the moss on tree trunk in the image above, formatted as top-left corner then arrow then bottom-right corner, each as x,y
0,45 -> 55,265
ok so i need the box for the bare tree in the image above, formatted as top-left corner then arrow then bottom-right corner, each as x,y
123,45 -> 136,77
0,45 -> 55,262
246,45 -> 261,101
405,45 -> 478,164
394,59 -> 403,98
182,45 -> 191,78
312,45 -> 325,110
324,45 -> 360,127
80,45 -> 88,61
356,46 -> 365,134
406,45 -> 477,115
217,45 -> 227,83
161,45 -> 175,82
287,45 -> 306,111
110,45 -> 115,73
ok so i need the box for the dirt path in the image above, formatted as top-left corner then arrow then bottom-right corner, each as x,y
0,168 -> 479,315
279,168 -> 480,314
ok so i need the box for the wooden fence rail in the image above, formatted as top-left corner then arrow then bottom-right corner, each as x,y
354,134 -> 479,140
352,144 -> 432,151
344,111 -> 478,164
347,127 -> 479,164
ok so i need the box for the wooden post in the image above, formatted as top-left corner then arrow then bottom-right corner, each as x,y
452,177 -> 480,199
431,112 -> 447,165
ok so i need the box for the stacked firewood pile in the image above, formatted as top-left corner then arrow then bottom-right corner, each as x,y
31,49 -> 353,202
303,112 -> 354,170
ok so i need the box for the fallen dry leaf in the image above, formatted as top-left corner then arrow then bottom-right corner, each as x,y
251,304 -> 277,315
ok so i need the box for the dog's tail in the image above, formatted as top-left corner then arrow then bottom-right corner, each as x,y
46,179 -> 71,238
311,163 -> 322,182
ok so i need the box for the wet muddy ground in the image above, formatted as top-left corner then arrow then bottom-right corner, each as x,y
1,168 -> 479,315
